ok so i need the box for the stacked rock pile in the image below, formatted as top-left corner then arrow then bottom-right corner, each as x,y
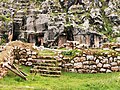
60,49 -> 120,73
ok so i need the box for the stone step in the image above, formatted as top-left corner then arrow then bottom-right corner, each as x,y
33,63 -> 56,67
33,66 -> 62,70
33,59 -> 57,64
37,56 -> 56,60
30,69 -> 61,74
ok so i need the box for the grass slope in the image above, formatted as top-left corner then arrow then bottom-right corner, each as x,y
0,66 -> 120,90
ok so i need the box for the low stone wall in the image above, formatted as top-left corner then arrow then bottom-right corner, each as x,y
60,49 -> 120,73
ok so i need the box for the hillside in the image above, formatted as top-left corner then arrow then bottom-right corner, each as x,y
0,0 -> 120,45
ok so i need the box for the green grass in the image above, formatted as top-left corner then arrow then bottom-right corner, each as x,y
0,66 -> 120,90
38,50 -> 56,56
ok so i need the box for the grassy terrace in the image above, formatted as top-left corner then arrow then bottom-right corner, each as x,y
0,66 -> 120,90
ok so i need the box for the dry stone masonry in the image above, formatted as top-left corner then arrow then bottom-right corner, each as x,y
0,41 -> 61,79
60,49 -> 120,73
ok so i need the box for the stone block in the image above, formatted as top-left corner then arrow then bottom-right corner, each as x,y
74,57 -> 80,62
89,61 -> 96,65
101,58 -> 108,64
100,68 -> 106,73
83,65 -> 89,69
106,69 -> 112,73
71,60 -> 74,64
103,64 -> 111,69
86,55 -> 94,60
97,63 -> 103,68
109,57 -> 113,62
111,66 -> 119,72
91,70 -> 97,73
117,60 -> 120,65
79,57 -> 86,61
78,69 -> 84,73
110,62 -> 118,66
98,56 -> 103,60
69,69 -> 75,72
83,61 -> 89,65
96,59 -> 100,64
74,62 -> 83,69
117,56 -> 120,60
90,65 -> 97,69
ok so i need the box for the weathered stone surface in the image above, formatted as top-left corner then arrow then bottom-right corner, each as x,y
91,70 -> 97,73
111,66 -> 119,72
97,63 -> 103,68
90,65 -> 97,70
96,59 -> 100,64
86,55 -> 94,60
89,61 -> 96,65
103,64 -> 111,69
110,62 -> 118,66
117,56 -> 120,60
83,61 -> 89,65
74,62 -> 83,69
80,57 -> 86,61
101,58 -> 108,64
83,65 -> 89,69
117,60 -> 120,65
106,69 -> 112,73
100,68 -> 106,73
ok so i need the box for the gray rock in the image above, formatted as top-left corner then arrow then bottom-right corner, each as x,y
90,65 -> 97,70
96,59 -> 100,64
110,62 -> 118,66
86,55 -> 94,60
116,37 -> 120,43
103,64 -> 111,69
111,66 -> 119,72
106,69 -> 112,73
83,65 -> 89,69
100,68 -> 106,73
91,70 -> 97,73
97,63 -> 103,68
83,61 -> 89,65
74,62 -> 83,69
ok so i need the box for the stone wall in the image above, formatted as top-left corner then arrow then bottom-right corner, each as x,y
0,41 -> 61,79
60,49 -> 120,73
0,41 -> 38,79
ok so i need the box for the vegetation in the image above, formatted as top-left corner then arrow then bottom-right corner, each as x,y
38,49 -> 57,56
0,66 -> 120,90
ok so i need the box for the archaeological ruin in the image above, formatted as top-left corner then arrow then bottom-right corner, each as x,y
0,0 -> 120,80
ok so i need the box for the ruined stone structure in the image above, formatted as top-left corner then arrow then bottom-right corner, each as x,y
60,49 -> 120,73
0,41 -> 61,79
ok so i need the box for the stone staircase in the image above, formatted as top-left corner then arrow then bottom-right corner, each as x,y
30,57 -> 62,77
